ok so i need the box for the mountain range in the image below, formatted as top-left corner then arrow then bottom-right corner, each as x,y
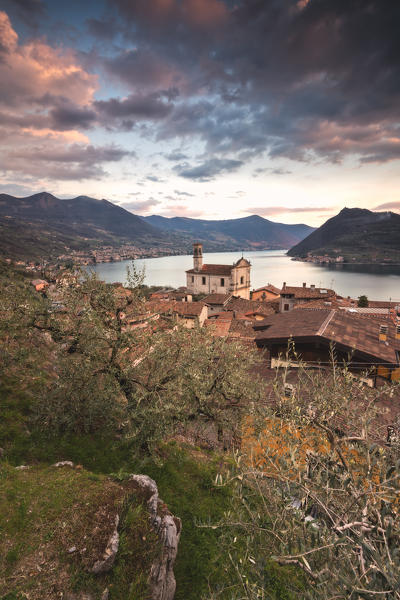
142,214 -> 314,249
288,207 -> 400,263
0,192 -> 314,260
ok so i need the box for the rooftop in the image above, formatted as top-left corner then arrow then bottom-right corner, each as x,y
280,285 -> 336,299
186,264 -> 234,276
255,309 -> 400,365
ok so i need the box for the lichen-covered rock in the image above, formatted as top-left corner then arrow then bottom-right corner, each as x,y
91,515 -> 119,574
130,475 -> 181,600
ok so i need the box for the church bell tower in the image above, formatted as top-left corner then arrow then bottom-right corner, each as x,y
193,242 -> 203,271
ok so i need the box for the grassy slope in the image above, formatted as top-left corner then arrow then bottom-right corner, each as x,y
0,464 -> 158,600
0,262 -> 301,600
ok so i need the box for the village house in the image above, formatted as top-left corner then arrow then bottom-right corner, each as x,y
254,308 -> 400,384
203,293 -> 232,316
279,282 -> 336,312
146,300 -> 208,329
30,279 -> 49,292
186,243 -> 251,299
251,284 -> 281,301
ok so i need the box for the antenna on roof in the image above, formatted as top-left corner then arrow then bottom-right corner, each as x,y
241,249 -> 244,258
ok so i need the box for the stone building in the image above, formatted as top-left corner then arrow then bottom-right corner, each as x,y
186,243 -> 251,299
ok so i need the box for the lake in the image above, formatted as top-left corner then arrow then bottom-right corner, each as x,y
90,250 -> 400,302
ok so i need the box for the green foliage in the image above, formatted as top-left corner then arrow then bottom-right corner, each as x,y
357,294 -> 368,307
210,360 -> 400,599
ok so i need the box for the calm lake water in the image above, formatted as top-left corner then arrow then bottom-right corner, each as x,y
90,250 -> 400,302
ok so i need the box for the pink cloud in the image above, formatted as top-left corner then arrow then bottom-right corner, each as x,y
0,12 -> 97,109
160,203 -> 204,217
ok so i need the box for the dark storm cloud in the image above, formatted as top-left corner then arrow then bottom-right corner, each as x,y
50,103 -> 97,130
175,158 -> 243,181
94,92 -> 174,126
103,0 -> 400,165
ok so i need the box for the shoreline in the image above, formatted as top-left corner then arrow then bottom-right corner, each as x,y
289,256 -> 400,267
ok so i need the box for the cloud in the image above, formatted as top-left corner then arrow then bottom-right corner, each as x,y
245,206 -> 335,217
120,198 -> 162,214
146,175 -> 165,183
373,201 -> 400,212
175,158 -> 243,181
160,203 -> 204,218
94,92 -> 174,125
173,189 -> 194,197
165,151 -> 189,162
0,12 -> 97,108
2,143 -> 134,181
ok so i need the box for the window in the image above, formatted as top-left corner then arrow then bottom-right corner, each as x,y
220,278 -> 225,287
191,276 -> 194,283
202,276 -> 206,285
240,276 -> 244,284
284,303 -> 290,312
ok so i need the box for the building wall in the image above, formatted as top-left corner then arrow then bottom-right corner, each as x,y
252,289 -> 279,301
231,263 -> 251,299
279,296 -> 296,312
186,273 -> 232,295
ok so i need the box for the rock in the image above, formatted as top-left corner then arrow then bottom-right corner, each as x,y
15,465 -> 30,470
53,461 -> 74,468
101,588 -> 109,600
68,546 -> 77,554
130,475 -> 181,600
91,515 -> 119,574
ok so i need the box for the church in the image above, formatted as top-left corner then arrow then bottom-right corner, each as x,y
186,243 -> 251,299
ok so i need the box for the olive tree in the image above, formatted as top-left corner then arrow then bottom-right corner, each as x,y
207,360 -> 400,599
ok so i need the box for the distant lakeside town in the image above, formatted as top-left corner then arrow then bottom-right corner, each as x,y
18,241 -> 400,390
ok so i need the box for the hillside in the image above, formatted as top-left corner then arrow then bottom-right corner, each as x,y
142,214 -> 314,250
0,192 -> 182,260
287,207 -> 400,262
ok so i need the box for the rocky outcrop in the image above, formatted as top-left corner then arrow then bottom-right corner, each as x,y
91,515 -> 120,574
130,475 -> 182,600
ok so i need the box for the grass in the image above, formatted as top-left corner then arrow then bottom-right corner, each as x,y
0,463 -> 158,600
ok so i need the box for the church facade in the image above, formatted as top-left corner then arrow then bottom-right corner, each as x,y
186,243 -> 251,299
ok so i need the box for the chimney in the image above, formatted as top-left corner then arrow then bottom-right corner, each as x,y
303,282 -> 306,288
283,282 -> 286,289
379,323 -> 388,341
310,284 -> 315,289
193,242 -> 203,271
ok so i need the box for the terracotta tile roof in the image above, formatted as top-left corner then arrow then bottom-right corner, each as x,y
228,318 -> 256,340
186,264 -> 233,276
368,300 -> 400,309
173,301 -> 206,317
225,297 -> 277,316
203,293 -> 232,305
255,309 -> 400,365
31,279 -> 48,286
253,284 -> 281,295
145,300 -> 205,317
280,285 -> 336,299
205,318 -> 232,337
208,311 -> 234,321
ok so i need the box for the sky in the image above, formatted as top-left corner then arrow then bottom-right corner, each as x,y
0,0 -> 399,225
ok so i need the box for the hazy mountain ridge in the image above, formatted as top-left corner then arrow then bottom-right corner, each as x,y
287,207 -> 400,262
0,192 -> 315,260
142,214 -> 315,249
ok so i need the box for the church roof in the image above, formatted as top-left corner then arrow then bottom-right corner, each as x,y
186,264 -> 234,276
